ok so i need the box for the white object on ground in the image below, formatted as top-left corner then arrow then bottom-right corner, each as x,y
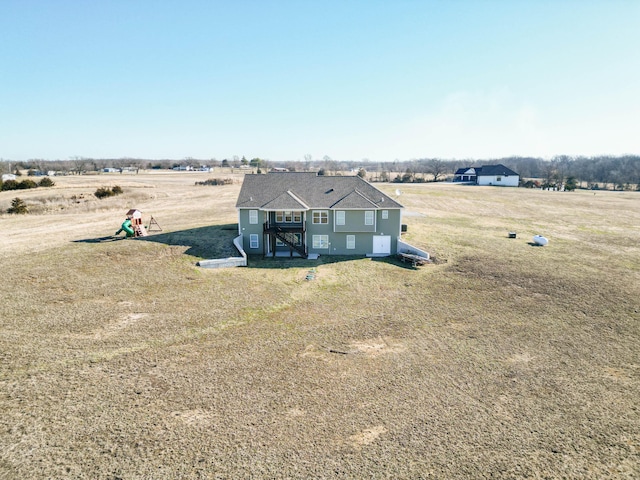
533,235 -> 548,246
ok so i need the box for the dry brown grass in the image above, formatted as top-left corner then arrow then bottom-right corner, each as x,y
1,174 -> 639,479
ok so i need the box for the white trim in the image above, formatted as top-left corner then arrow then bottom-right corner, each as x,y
312,210 -> 329,224
249,210 -> 258,224
249,234 -> 259,249
312,234 -> 329,249
285,190 -> 311,210
372,235 -> 391,254
346,235 -> 355,249
364,210 -> 374,225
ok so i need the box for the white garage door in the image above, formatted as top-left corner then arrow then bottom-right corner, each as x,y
372,235 -> 391,254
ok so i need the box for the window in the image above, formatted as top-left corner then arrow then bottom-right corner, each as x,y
312,235 -> 329,249
275,211 -> 302,223
249,210 -> 258,224
346,235 -> 355,249
313,211 -> 328,224
382,210 -> 388,219
336,211 -> 345,225
249,234 -> 259,249
365,211 -> 374,225
496,176 -> 502,182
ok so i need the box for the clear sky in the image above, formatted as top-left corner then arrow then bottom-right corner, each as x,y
1,0 -> 639,162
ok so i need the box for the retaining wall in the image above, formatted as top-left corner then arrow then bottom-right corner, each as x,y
197,235 -> 247,269
396,239 -> 430,260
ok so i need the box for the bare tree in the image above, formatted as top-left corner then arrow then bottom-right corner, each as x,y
322,155 -> 338,175
70,156 -> 88,175
541,161 -> 557,187
426,158 -> 446,182
303,154 -> 312,171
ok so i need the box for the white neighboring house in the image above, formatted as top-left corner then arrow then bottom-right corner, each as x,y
2,174 -> 17,182
454,164 -> 519,187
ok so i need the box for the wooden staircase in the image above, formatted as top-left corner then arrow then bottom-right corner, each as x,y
273,228 -> 307,258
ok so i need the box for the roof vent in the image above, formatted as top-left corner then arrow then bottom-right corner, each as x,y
326,188 -> 334,194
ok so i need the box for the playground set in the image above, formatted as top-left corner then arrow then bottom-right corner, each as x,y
115,209 -> 162,238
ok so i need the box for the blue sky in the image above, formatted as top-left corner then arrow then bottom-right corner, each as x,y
1,0 -> 638,162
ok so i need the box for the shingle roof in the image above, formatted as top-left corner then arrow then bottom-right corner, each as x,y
330,190 -> 380,209
261,191 -> 310,210
454,164 -> 519,176
454,167 -> 477,175
476,164 -> 519,176
236,172 -> 403,210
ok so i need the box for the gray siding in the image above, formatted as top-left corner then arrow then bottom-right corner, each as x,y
309,208 -> 402,255
379,208 -> 402,254
238,208 -> 265,253
306,209 -> 333,255
325,232 -> 374,255
333,210 -> 376,233
239,207 -> 403,257
376,209 -> 402,238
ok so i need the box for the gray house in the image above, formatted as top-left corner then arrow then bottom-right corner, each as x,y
236,172 -> 403,258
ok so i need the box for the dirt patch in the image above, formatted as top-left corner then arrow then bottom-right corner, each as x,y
94,313 -> 149,339
509,352 -> 535,363
603,366 -> 634,383
300,338 -> 405,360
284,408 -> 306,418
300,344 -> 334,362
349,337 -> 405,357
171,409 -> 218,427
348,425 -> 387,450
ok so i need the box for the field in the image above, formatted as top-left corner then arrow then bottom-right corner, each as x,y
1,172 -> 639,479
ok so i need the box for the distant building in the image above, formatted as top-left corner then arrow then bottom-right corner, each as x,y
2,174 -> 17,182
454,164 -> 519,187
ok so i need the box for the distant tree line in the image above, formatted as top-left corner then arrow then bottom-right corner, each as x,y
2,154 -> 639,190
287,155 -> 640,190
483,155 -> 640,190
0,156 -> 269,175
